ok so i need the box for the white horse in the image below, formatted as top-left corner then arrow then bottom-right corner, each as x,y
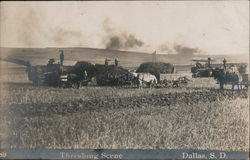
135,73 -> 157,88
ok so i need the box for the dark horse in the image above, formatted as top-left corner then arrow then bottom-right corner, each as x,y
212,68 -> 240,90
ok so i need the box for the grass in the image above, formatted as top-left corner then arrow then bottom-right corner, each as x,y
0,77 -> 222,105
1,98 -> 249,151
0,83 -> 249,151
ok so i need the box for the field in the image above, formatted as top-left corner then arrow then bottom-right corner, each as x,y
0,48 -> 249,151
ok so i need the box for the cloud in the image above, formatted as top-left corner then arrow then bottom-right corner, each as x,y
15,7 -> 84,47
16,8 -> 43,47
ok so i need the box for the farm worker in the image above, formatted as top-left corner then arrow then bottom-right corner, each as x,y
207,57 -> 211,68
223,58 -> 227,69
115,57 -> 119,66
138,79 -> 143,89
83,70 -> 88,80
137,74 -> 142,89
105,58 -> 109,65
59,50 -> 64,66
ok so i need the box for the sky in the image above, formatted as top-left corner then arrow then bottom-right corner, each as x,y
0,1 -> 249,55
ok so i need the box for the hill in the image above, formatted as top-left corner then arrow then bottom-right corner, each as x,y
0,47 -> 248,70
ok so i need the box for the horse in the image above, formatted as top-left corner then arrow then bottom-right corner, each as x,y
240,73 -> 249,89
212,68 -> 241,90
135,73 -> 158,88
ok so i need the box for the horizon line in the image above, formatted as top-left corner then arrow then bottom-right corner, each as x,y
0,46 -> 249,55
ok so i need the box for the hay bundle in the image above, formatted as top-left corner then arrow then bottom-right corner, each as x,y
94,64 -> 131,86
136,62 -> 175,80
66,62 -> 134,86
70,61 -> 95,77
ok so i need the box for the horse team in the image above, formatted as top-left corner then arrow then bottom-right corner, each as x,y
212,65 -> 248,90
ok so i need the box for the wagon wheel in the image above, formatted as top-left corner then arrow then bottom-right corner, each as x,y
117,77 -> 125,86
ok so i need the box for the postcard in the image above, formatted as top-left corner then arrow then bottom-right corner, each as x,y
0,1 -> 249,159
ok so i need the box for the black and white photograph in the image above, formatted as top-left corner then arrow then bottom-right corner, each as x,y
0,1 -> 249,159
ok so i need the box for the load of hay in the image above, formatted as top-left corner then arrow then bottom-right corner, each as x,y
69,61 -> 95,77
136,62 -> 175,80
94,64 -> 133,86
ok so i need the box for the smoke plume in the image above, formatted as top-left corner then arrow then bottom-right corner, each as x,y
159,44 -> 174,54
159,43 -> 202,56
102,18 -> 144,50
173,44 -> 201,55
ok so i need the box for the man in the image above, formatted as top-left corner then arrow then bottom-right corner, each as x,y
137,78 -> 143,89
83,70 -> 88,80
59,50 -> 64,66
207,57 -> 211,68
115,57 -> 119,67
137,74 -> 143,89
223,58 -> 227,69
105,58 -> 109,65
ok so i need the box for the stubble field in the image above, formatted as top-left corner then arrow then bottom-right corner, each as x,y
0,68 -> 249,151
